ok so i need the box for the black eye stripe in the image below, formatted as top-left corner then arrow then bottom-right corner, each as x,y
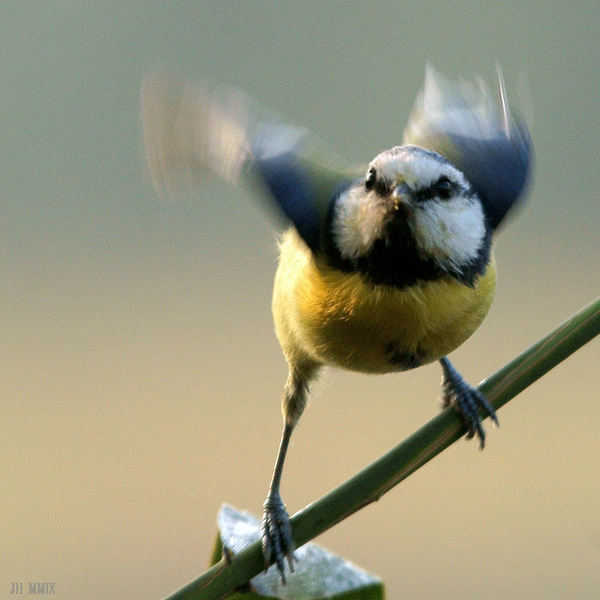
415,176 -> 457,202
364,167 -> 391,196
364,168 -> 464,201
364,167 -> 377,191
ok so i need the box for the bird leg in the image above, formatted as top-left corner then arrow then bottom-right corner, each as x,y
261,363 -> 315,582
262,421 -> 296,583
439,356 -> 498,449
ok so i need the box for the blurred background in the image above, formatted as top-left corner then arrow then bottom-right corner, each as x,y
2,2 -> 599,599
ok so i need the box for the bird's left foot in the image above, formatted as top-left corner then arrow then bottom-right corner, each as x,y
440,357 -> 498,449
262,493 -> 295,583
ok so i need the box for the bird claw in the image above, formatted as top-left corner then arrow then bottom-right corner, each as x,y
440,358 -> 498,449
262,494 -> 295,583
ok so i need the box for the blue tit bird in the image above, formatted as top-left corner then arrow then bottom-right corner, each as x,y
141,66 -> 532,581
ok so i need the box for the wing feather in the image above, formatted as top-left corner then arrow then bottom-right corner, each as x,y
403,66 -> 533,229
141,72 -> 361,252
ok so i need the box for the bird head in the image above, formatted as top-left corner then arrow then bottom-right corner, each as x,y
329,145 -> 490,289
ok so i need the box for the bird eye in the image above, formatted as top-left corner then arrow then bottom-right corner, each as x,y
365,167 -> 377,192
434,176 -> 453,200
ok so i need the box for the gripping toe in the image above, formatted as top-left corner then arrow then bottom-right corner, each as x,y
440,357 -> 498,449
262,494 -> 295,583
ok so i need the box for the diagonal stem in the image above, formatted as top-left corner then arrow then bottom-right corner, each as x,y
164,296 -> 600,600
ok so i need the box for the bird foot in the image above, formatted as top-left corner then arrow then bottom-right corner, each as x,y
440,358 -> 498,449
262,493 -> 295,583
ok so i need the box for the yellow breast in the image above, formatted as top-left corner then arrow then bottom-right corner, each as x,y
272,229 -> 496,374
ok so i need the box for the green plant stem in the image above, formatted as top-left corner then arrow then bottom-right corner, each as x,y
164,296 -> 600,600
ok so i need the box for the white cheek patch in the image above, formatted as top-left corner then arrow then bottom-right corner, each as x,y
412,197 -> 486,271
332,186 -> 388,260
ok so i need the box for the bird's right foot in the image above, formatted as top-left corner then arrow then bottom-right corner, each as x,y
262,493 -> 295,583
440,356 -> 498,449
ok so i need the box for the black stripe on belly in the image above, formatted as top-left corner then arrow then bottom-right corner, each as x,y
385,341 -> 426,369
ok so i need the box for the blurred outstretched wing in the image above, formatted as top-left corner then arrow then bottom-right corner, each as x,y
141,73 -> 361,253
403,66 -> 533,230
